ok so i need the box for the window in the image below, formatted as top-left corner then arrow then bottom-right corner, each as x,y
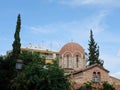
76,55 -> 79,67
93,72 -> 100,83
66,55 -> 69,68
93,72 -> 97,82
97,72 -> 101,82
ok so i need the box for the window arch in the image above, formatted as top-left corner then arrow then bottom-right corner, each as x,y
66,55 -> 69,68
97,72 -> 101,82
93,72 -> 100,83
76,55 -> 79,67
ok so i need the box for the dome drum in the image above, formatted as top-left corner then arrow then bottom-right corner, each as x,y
59,42 -> 86,71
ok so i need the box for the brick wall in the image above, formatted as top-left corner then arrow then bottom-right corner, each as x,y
109,76 -> 120,85
73,66 -> 109,83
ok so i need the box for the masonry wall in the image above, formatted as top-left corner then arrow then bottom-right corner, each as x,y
109,76 -> 120,85
60,52 -> 85,70
73,66 -> 110,84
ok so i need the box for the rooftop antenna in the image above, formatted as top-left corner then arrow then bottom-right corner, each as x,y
71,38 -> 74,42
50,42 -> 53,50
41,40 -> 46,50
29,43 -> 32,48
56,41 -> 61,51
41,40 -> 44,47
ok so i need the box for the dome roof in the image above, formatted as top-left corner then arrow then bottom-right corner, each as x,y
60,42 -> 84,55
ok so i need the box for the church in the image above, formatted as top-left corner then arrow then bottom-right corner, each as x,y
59,42 -> 120,88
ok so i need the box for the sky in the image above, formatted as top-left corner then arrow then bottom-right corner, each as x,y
0,0 -> 120,79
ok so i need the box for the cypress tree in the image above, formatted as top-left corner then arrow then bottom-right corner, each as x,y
12,14 -> 21,58
87,30 -> 103,66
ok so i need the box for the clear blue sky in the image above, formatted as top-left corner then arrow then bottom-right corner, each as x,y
0,0 -> 120,78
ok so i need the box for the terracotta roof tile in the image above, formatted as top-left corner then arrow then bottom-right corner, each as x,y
60,42 -> 84,55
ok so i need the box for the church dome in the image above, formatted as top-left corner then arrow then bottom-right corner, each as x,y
60,42 -> 84,56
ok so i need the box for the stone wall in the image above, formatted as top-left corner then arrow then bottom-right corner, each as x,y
60,52 -> 85,70
109,76 -> 120,85
73,66 -> 110,84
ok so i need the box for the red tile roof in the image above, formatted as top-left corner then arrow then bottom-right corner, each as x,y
60,42 -> 84,55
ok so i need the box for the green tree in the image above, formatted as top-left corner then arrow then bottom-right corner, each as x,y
12,14 -> 21,58
87,30 -> 103,66
11,57 -> 71,90
0,56 -> 3,61
0,14 -> 22,90
19,51 -> 45,65
101,82 -> 115,90
0,56 -> 15,90
77,81 -> 115,90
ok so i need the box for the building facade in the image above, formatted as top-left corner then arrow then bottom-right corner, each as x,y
59,42 -> 120,86
20,46 -> 59,64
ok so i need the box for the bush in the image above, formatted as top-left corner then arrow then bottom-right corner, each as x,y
11,57 -> 71,90
77,81 -> 115,90
101,81 -> 115,90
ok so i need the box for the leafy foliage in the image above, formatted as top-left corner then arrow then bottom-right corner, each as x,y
11,57 -> 71,90
0,56 -> 17,90
77,81 -> 95,90
100,81 -> 115,90
0,14 -> 22,89
0,56 -> 3,61
77,81 -> 115,90
87,30 -> 104,66
19,51 -> 45,65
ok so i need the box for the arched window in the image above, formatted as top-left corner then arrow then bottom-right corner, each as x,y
76,55 -> 79,67
97,72 -> 101,82
93,72 -> 100,83
93,72 -> 96,82
66,55 -> 69,68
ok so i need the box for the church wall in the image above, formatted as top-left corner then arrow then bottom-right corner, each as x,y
109,76 -> 120,85
73,72 -> 85,84
73,66 -> 110,84
60,52 -> 85,70
73,57 -> 84,71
